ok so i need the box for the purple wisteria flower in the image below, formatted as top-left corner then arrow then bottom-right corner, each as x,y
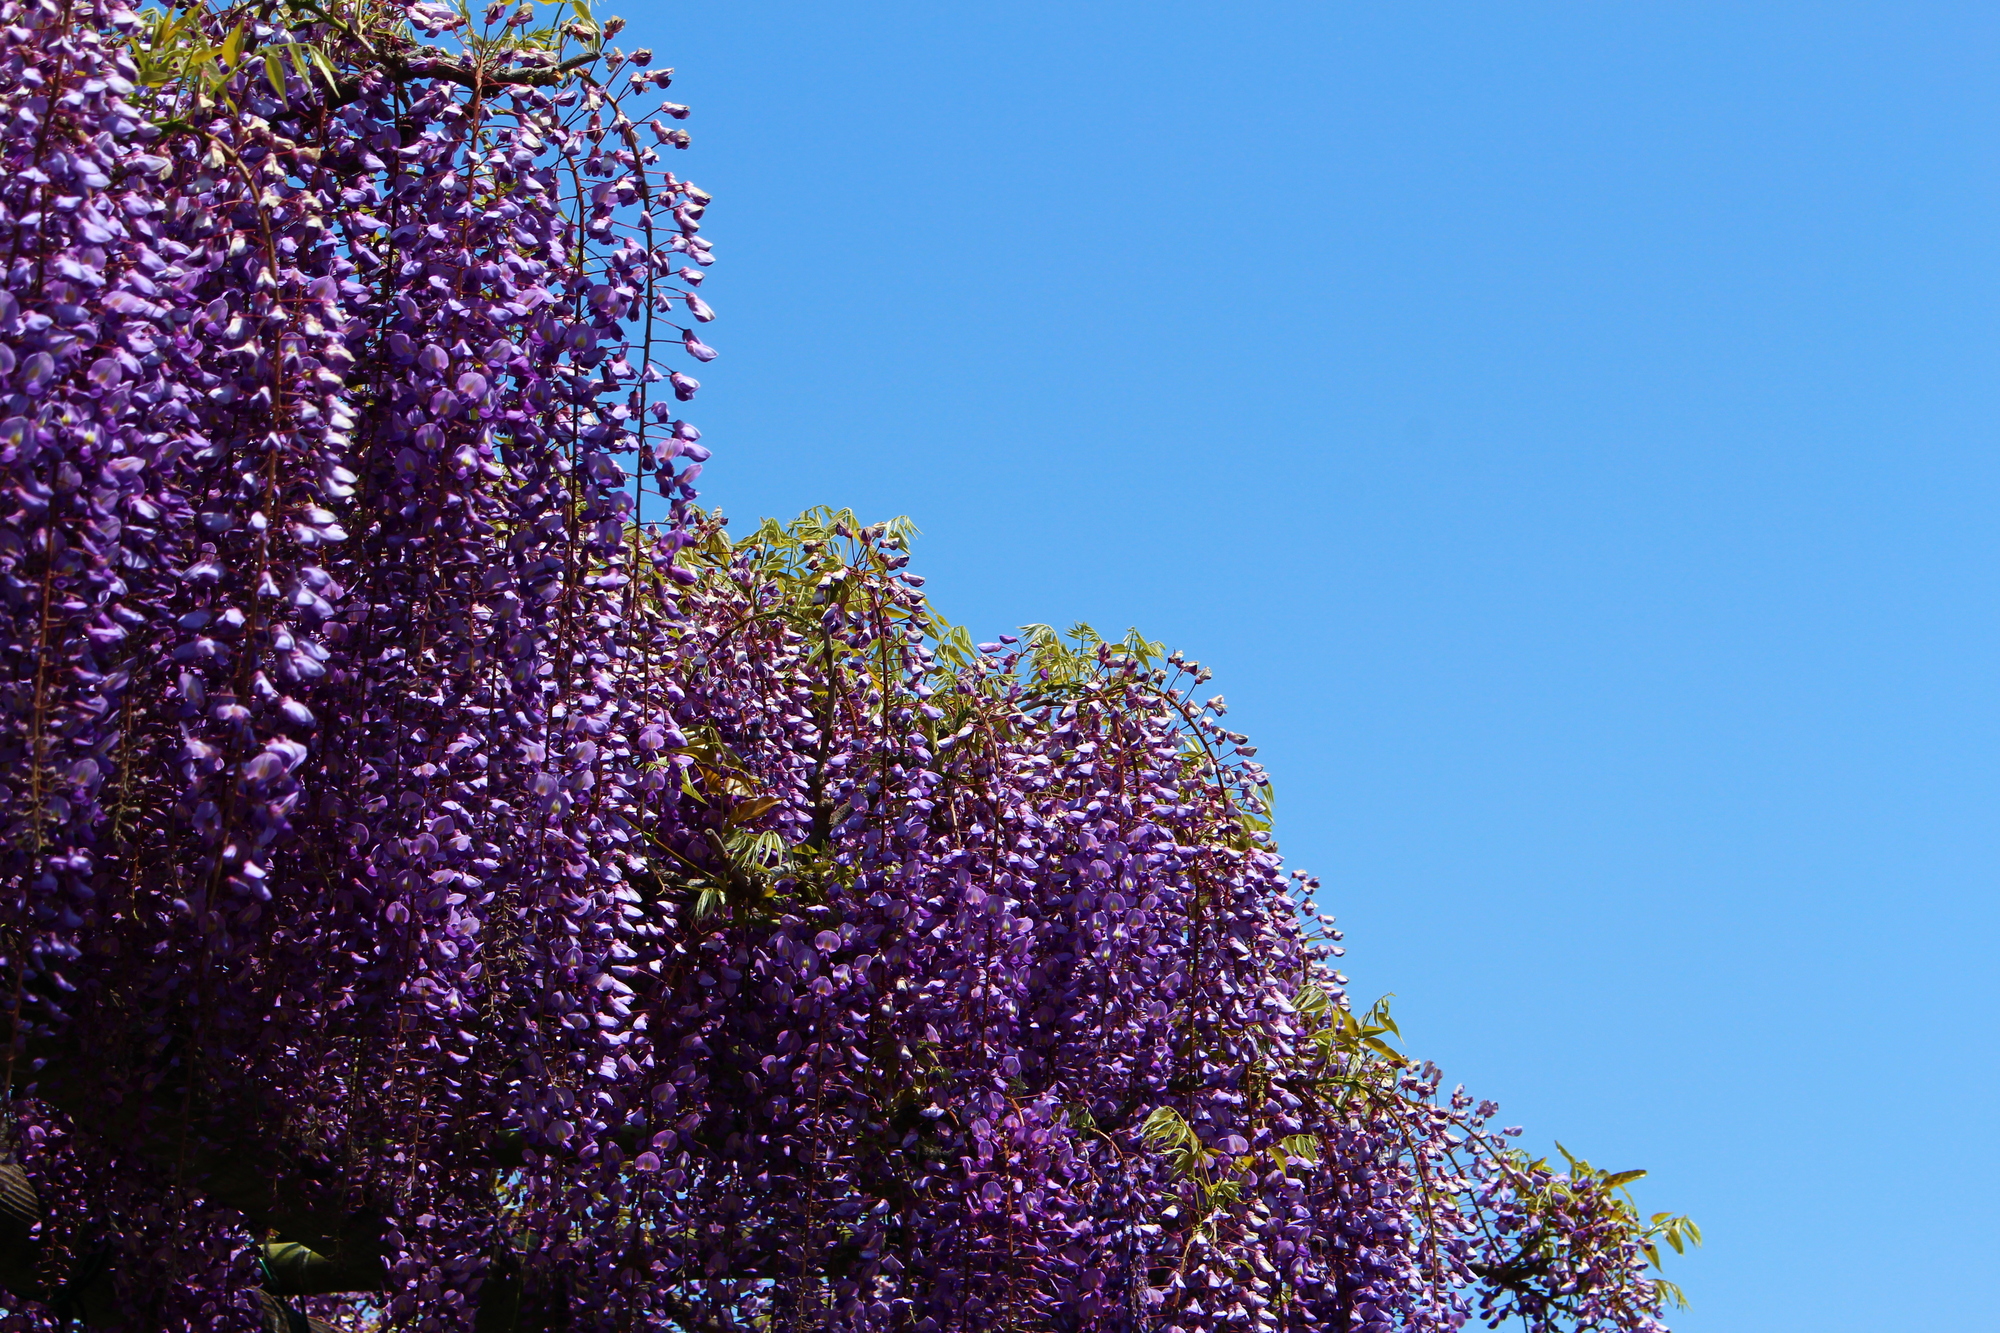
0,0 -> 1687,1329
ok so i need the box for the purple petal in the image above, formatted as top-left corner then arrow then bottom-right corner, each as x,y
21,352 -> 54,394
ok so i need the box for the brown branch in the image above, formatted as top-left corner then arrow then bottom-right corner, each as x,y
320,48 -> 601,107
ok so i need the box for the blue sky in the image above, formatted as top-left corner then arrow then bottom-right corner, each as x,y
627,3 -> 2000,1327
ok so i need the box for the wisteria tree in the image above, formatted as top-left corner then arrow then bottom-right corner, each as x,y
0,0 -> 1696,1329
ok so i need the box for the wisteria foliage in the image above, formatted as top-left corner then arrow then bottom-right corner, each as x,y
0,0 -> 1693,1329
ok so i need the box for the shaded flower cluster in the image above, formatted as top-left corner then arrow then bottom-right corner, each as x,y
0,1 -> 1688,1330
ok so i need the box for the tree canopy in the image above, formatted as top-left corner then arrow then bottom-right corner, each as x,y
0,1 -> 1693,1329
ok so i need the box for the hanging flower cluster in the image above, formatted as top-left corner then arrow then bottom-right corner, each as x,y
0,0 -> 1694,1330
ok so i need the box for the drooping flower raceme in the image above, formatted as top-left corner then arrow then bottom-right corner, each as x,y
0,2 -> 1690,1330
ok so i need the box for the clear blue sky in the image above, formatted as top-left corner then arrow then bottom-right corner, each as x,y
627,3 -> 2000,1327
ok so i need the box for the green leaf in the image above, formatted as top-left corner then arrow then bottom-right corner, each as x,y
264,49 -> 285,94
1277,1134 -> 1320,1165
724,794 -> 781,827
1139,1105 -> 1191,1149
1601,1168 -> 1647,1188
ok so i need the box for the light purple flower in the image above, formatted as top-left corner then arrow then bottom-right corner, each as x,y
20,351 -> 53,394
